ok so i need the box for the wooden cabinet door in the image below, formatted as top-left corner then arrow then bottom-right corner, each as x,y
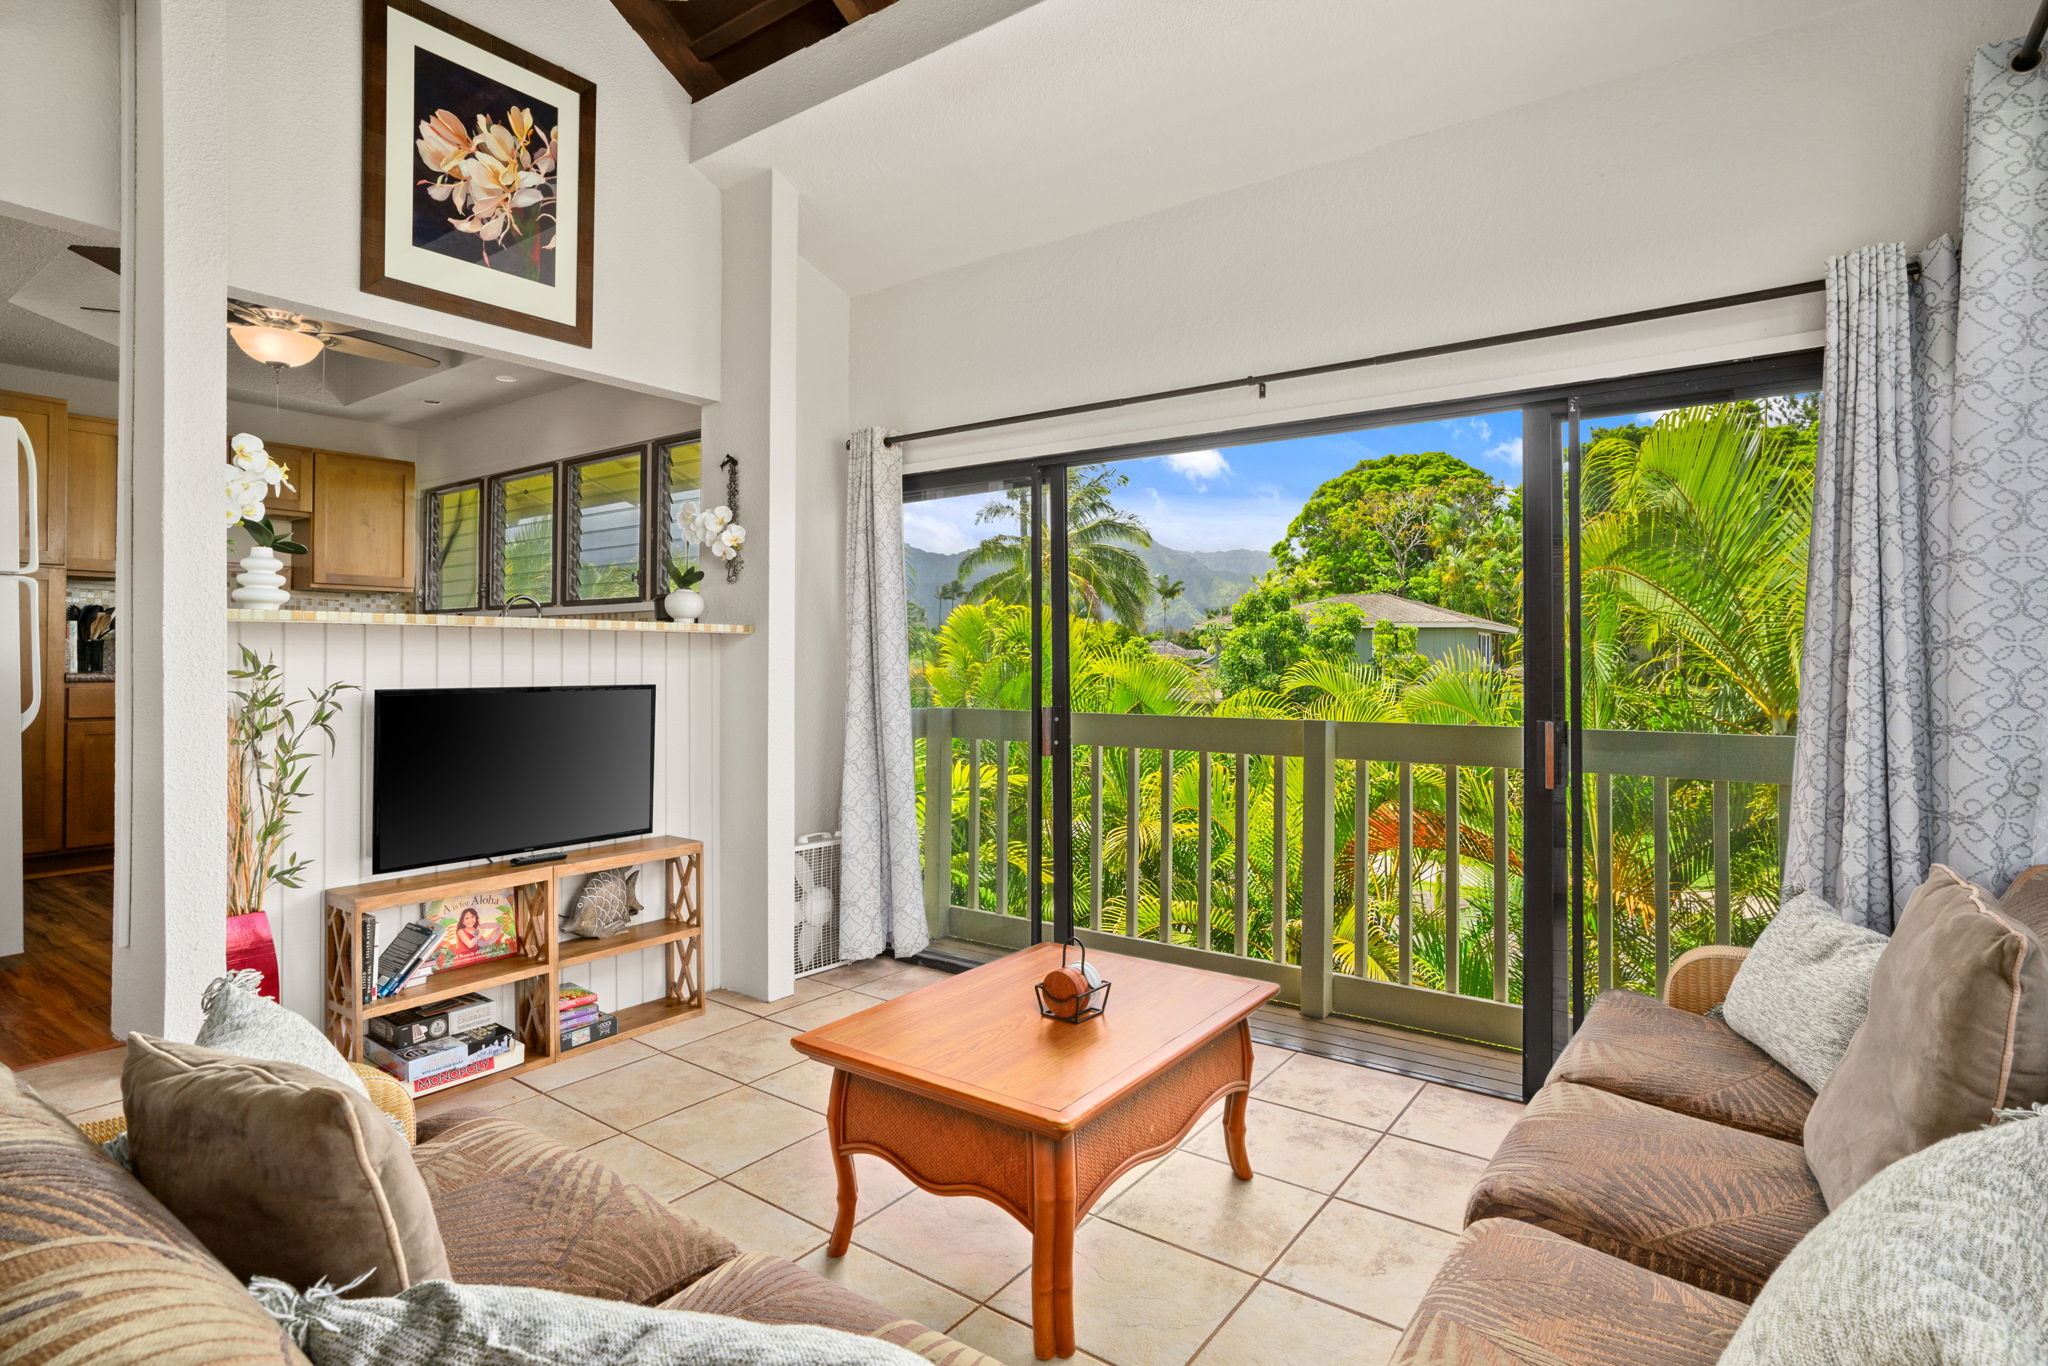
258,441 -> 316,518
21,568 -> 65,855
0,390 -> 69,569
65,415 -> 117,577
298,450 -> 415,591
64,717 -> 116,849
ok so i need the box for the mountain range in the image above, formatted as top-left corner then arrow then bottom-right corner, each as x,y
905,542 -> 1272,634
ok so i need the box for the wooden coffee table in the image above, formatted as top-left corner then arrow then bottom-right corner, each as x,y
790,943 -> 1278,1360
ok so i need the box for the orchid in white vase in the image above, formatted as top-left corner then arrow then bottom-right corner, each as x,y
227,434 -> 302,610
226,434 -> 304,554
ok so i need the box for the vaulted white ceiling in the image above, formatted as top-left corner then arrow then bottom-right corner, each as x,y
691,0 -> 1854,295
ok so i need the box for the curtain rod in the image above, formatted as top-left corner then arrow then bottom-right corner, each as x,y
886,276 -> 1845,447
2019,0 -> 2048,71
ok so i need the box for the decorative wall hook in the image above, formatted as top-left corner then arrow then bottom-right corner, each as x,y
718,454 -> 743,583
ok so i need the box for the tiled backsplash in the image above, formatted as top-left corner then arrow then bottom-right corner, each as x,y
222,568 -> 415,613
65,581 -> 115,610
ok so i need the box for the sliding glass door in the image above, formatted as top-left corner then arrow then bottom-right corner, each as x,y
903,466 -> 1055,948
1526,355 -> 1823,1093
901,350 -> 1821,1098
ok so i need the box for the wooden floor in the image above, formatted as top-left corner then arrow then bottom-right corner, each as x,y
0,871 -> 116,1069
918,938 -> 1524,1100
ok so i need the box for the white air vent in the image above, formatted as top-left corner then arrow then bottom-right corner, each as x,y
793,832 -> 842,977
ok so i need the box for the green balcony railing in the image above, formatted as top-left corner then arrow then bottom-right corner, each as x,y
913,708 -> 1794,1048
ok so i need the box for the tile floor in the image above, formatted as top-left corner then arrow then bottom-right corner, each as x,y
21,957 -> 1523,1366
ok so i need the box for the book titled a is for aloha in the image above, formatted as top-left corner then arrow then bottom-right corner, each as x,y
423,892 -> 519,972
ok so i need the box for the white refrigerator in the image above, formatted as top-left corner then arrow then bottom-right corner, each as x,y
0,415 -> 43,958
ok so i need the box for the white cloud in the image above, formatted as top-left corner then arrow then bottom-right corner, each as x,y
901,499 -> 989,554
1163,449 -> 1230,488
1484,438 -> 1524,474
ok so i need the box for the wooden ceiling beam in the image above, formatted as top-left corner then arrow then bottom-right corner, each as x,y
830,0 -> 896,19
608,0 -> 726,99
691,0 -> 819,58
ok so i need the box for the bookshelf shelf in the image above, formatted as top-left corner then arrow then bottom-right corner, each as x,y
362,954 -> 553,1017
324,836 -> 705,1084
559,920 -> 702,968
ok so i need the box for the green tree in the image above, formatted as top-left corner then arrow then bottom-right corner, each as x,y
957,467 -> 1154,628
1211,587 -> 1365,695
1581,405 -> 1813,734
1274,451 -> 1501,594
1411,486 -> 1523,635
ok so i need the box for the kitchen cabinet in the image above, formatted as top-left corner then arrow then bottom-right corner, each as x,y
63,717 -> 115,850
20,568 -> 65,856
295,449 -> 415,592
1,390 -> 68,569
257,440 -> 316,518
65,415 -> 118,578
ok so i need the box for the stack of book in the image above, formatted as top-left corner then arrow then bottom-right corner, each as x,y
363,992 -> 524,1096
558,981 -> 619,1052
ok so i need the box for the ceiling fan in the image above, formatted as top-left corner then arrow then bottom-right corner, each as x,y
223,301 -> 440,370
67,248 -> 438,371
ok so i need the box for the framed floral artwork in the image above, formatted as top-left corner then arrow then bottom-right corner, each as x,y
361,0 -> 595,346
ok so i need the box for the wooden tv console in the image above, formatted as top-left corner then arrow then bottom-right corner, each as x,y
323,835 -> 703,1088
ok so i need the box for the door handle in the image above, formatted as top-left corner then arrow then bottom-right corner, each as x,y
1543,721 -> 1556,790
15,423 -> 35,575
19,575 -> 39,732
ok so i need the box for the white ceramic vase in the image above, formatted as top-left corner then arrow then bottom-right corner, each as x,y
664,588 -> 705,623
231,545 -> 291,610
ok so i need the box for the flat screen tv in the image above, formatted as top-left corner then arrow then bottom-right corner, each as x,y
371,685 -> 655,873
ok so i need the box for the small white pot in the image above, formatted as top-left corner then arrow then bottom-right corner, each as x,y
664,588 -> 705,623
231,545 -> 291,610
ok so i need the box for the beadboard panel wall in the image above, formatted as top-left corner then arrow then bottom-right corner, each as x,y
230,620 -> 723,1026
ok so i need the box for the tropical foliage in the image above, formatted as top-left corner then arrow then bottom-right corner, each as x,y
908,402 -> 1816,1008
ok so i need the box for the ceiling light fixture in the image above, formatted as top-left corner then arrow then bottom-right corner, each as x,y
494,374 -> 518,383
229,325 -> 324,368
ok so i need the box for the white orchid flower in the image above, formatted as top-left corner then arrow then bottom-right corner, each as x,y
719,524 -> 746,550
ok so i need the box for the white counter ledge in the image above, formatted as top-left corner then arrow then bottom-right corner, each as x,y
227,609 -> 752,634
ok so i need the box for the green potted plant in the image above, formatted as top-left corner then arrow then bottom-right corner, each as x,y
227,648 -> 354,999
663,561 -> 706,622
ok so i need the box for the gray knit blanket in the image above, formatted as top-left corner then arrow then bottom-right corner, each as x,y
251,1277 -> 929,1366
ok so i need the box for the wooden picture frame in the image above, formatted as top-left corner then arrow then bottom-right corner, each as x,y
361,0 -> 596,347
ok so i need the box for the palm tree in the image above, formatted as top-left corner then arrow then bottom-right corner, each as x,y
956,468 -> 1154,628
1581,406 -> 1811,734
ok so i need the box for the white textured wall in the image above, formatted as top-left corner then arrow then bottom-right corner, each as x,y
850,0 -> 2015,471
703,173 -> 799,1001
222,0 -> 721,403
794,259 -> 849,836
411,382 -> 700,488
227,621 -> 724,1023
115,0 -> 231,1040
0,0 -> 121,233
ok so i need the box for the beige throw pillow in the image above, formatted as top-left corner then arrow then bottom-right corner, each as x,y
1804,865 -> 2048,1206
122,1035 -> 449,1297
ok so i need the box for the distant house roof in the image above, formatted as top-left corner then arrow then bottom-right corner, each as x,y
1294,593 -> 1517,636
1149,640 -> 1209,662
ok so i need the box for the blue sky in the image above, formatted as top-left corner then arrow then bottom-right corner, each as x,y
903,407 -> 1667,555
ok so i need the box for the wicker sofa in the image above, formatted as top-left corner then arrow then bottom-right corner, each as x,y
0,1063 -> 992,1365
1389,871 -> 2048,1366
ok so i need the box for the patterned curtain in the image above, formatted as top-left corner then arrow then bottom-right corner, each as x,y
1788,43 -> 2048,930
838,429 -> 929,961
